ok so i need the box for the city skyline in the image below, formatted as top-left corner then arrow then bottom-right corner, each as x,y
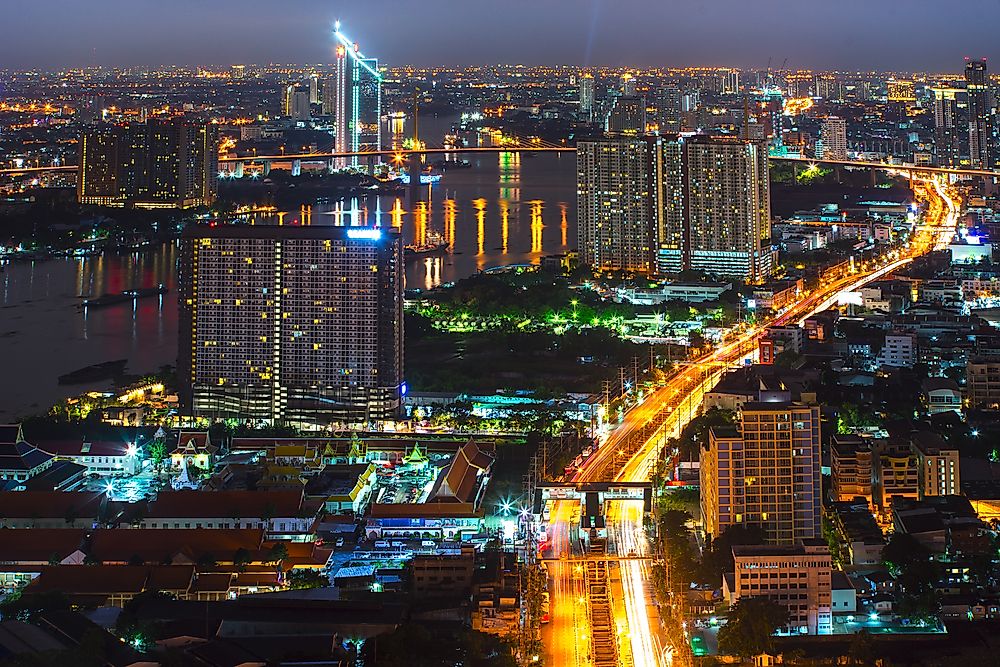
2,0 -> 1000,70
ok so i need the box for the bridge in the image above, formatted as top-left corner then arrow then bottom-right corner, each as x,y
4,144 -> 999,179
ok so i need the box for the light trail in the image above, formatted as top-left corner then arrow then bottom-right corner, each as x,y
546,172 -> 960,667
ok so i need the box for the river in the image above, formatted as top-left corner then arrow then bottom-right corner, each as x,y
0,115 -> 578,420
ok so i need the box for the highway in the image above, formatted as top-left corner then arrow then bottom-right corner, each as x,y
543,174 -> 960,666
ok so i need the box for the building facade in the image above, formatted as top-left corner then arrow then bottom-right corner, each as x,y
932,87 -> 962,167
701,400 -> 822,545
726,542 -> 833,635
179,225 -> 403,424
78,119 -> 218,209
966,58 -> 992,170
577,138 -> 656,274
818,116 -> 847,160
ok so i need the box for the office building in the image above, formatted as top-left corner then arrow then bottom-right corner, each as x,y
78,119 -> 217,209
724,542 -> 833,635
818,116 -> 847,160
966,58 -> 992,169
681,135 -> 773,281
179,225 -> 404,424
579,73 -> 595,120
577,138 -> 656,274
932,87 -> 962,167
606,96 -> 646,136
231,65 -> 246,79
701,397 -> 822,545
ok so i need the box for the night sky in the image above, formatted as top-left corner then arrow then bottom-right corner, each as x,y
3,0 -> 999,71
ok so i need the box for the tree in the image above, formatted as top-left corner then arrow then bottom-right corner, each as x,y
881,533 -> 940,621
267,542 -> 289,567
717,596 -> 789,658
286,568 -> 330,589
233,548 -> 252,573
148,440 -> 168,471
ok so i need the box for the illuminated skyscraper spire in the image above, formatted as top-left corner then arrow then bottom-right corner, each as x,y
330,20 -> 383,169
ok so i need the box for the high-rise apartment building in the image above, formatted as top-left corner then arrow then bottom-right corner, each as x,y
606,96 -> 646,136
578,133 -> 773,281
722,69 -> 740,95
78,119 -> 217,209
179,225 -> 404,424
701,398 -> 822,545
966,58 -> 992,169
308,73 -> 320,104
657,84 -> 682,132
818,116 -> 847,160
577,138 -> 656,274
681,135 -> 773,281
579,73 -> 595,120
931,87 -> 962,167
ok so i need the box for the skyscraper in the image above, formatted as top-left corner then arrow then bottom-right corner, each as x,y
681,135 -> 773,281
621,71 -> 637,97
577,138 -> 656,274
701,398 -> 822,545
722,69 -> 740,95
179,224 -> 404,424
931,87 -> 961,167
579,133 -> 773,281
606,96 -> 646,136
579,73 -> 595,121
330,22 -> 383,167
966,58 -> 992,169
818,116 -> 847,160
78,119 -> 217,209
657,84 -> 682,132
308,73 -> 320,104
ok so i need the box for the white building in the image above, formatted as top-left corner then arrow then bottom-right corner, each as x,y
36,439 -> 140,476
724,541 -> 833,635
876,332 -> 916,368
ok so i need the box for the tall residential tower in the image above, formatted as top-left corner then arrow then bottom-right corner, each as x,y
179,225 -> 404,424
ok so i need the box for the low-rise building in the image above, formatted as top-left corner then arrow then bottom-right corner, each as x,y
724,541 -> 833,635
967,358 -> 1000,409
615,281 -> 732,305
410,546 -> 476,598
0,424 -> 55,485
139,490 -> 316,540
35,439 -> 141,476
0,491 -> 106,529
921,378 -> 963,416
171,431 -> 217,471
